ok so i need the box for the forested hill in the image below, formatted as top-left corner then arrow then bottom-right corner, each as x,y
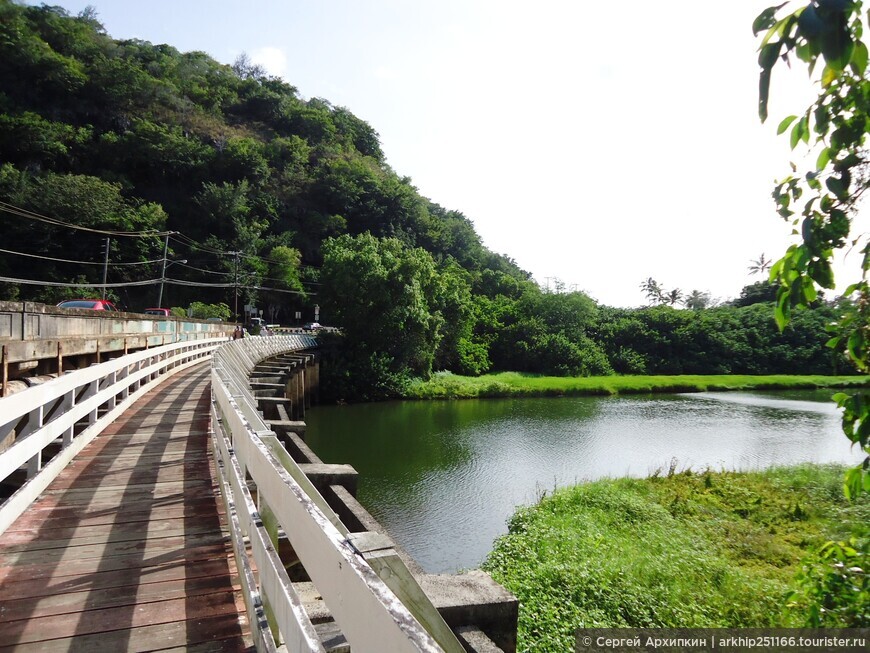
0,2 -> 855,398
0,1 -> 525,307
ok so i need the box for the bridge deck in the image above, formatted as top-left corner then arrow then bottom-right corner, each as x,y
0,365 -> 252,652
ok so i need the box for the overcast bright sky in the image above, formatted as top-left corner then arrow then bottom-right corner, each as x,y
33,0 -> 865,307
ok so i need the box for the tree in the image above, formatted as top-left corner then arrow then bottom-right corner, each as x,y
261,245 -> 304,323
640,277 -> 664,305
748,253 -> 772,276
755,1 -> 869,500
684,289 -> 711,311
318,233 -> 447,400
732,281 -> 778,307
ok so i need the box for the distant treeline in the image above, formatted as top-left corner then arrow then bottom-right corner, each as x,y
0,2 -> 853,400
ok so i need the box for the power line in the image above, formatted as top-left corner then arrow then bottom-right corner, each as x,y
0,246 -> 164,267
164,279 -> 308,295
0,276 -> 162,288
0,201 -> 173,238
0,275 -> 311,295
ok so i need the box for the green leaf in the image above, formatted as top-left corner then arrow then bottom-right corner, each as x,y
851,40 -> 869,75
790,119 -> 802,149
821,23 -> 855,72
816,147 -> 831,170
753,5 -> 786,36
826,174 -> 849,199
777,115 -> 798,134
847,328 -> 865,361
814,104 -> 829,136
844,465 -> 863,500
775,286 -> 791,330
822,64 -> 838,86
759,69 -> 772,122
810,258 -> 835,288
802,276 -> 818,302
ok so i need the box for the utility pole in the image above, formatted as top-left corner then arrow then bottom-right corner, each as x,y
231,251 -> 240,322
101,238 -> 110,300
157,234 -> 169,308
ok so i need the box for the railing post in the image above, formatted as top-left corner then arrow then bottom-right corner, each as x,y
19,405 -> 45,479
1,344 -> 7,399
61,389 -> 75,447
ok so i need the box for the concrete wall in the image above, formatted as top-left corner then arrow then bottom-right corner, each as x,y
0,301 -> 233,395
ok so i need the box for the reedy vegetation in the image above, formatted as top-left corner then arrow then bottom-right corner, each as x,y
482,465 -> 869,653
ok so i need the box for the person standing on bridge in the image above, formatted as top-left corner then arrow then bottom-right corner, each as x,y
232,325 -> 242,340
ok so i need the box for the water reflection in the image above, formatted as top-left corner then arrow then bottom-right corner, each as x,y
305,390 -> 862,574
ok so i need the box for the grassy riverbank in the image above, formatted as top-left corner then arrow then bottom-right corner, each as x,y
405,372 -> 870,399
482,465 -> 869,653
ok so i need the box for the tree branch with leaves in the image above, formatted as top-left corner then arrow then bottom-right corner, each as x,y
754,0 -> 869,494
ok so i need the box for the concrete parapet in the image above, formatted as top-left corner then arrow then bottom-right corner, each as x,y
246,349 -> 517,652
420,571 -> 518,653
298,463 -> 358,495
0,301 -> 232,396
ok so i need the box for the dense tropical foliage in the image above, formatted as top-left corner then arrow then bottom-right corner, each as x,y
0,1 -> 861,403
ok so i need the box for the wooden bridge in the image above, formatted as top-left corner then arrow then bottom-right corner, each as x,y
0,322 -> 517,653
0,365 -> 249,652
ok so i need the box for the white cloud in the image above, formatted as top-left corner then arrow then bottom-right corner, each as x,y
250,46 -> 288,79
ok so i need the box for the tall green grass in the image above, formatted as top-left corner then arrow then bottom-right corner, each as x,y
482,465 -> 869,653
406,372 -> 870,399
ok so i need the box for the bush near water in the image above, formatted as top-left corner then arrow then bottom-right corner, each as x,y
482,465 -> 869,653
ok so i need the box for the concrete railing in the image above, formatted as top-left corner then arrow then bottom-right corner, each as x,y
0,301 -> 233,396
0,337 -> 225,535
210,337 -> 466,653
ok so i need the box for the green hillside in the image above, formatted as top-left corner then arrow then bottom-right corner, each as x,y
0,2 -> 859,399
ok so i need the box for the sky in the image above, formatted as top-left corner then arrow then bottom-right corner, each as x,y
31,0 -> 866,307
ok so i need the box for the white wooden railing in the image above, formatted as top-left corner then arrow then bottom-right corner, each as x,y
210,337 -> 464,653
0,337 -> 224,535
0,333 -> 468,652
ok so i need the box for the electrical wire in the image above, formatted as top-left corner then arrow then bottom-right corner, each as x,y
0,201 -> 173,238
0,247 -> 165,267
0,276 -> 162,288
0,201 -> 322,283
164,278 -> 308,295
0,275 -> 311,295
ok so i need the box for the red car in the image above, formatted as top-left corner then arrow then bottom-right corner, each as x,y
56,299 -> 119,311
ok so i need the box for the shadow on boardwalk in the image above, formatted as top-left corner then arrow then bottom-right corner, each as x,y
0,364 -> 252,652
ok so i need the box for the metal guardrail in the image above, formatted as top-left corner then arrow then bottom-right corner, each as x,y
210,337 -> 464,653
0,337 -> 225,535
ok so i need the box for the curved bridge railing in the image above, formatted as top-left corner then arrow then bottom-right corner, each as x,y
210,337 -> 464,653
0,337 -> 224,535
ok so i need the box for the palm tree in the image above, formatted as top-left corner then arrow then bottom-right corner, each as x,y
665,288 -> 683,306
684,289 -> 710,310
640,277 -> 663,305
748,253 -> 772,276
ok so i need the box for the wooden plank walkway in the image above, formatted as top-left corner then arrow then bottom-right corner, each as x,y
0,364 -> 253,652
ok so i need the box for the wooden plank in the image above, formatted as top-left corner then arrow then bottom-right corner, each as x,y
0,363 -> 250,652
0,515 -> 224,551
0,593 -> 241,651
0,531 -> 230,566
5,497 -> 224,528
0,557 -> 239,601
0,574 -> 241,622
